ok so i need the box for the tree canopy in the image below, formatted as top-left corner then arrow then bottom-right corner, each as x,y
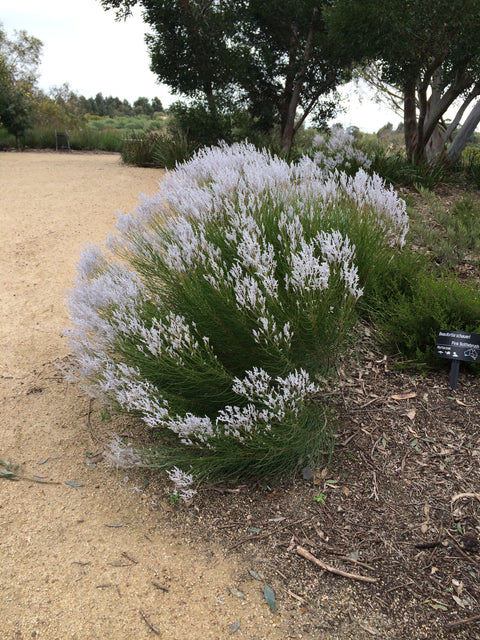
0,24 -> 43,141
325,0 -> 480,164
101,0 -> 348,151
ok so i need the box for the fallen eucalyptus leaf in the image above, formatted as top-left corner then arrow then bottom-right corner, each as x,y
65,480 -> 84,487
248,569 -> 263,581
452,595 -> 466,608
229,587 -> 245,599
264,583 -> 277,612
391,392 -> 417,400
229,620 -> 241,635
0,469 -> 19,480
358,621 -> 379,635
302,467 -> 314,480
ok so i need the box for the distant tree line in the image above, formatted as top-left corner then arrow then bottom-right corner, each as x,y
0,23 -> 165,143
74,92 -> 164,118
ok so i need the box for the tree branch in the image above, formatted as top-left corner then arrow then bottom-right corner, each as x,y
422,68 -> 472,144
446,98 -> 480,163
442,81 -> 480,144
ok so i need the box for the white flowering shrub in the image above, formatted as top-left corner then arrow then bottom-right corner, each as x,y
312,125 -> 372,174
67,142 -> 408,486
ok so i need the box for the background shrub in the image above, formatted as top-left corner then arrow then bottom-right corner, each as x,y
461,145 -> 480,189
376,272 -> 480,365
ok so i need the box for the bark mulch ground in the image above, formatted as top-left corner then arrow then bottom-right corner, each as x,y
159,331 -> 480,639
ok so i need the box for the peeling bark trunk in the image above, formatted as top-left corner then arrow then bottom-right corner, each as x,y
446,99 -> 480,164
442,82 -> 480,147
424,71 -> 445,162
404,79 -> 417,162
425,125 -> 445,162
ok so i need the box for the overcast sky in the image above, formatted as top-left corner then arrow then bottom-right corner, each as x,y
2,0 -> 401,132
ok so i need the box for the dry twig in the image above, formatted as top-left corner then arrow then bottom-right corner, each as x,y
296,546 -> 378,584
139,609 -> 161,634
227,517 -> 310,551
446,613 -> 480,631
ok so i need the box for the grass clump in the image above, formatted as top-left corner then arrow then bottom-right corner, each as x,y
376,272 -> 480,365
121,130 -> 197,168
369,151 -> 450,190
461,146 -> 480,189
66,142 -> 408,493
367,188 -> 480,368
121,132 -> 164,166
407,190 -> 480,270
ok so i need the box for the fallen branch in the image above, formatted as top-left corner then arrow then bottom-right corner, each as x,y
296,546 -> 378,584
446,614 -> 480,631
86,398 -> 102,443
444,530 -> 480,571
451,492 -> 480,505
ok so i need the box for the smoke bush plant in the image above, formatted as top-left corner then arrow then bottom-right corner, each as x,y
66,142 -> 408,489
312,126 -> 372,174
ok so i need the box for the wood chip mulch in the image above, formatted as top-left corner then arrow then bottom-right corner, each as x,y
170,334 -> 480,639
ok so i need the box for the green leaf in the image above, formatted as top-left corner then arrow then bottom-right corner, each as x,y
410,438 -> 421,452
65,480 -> 84,487
229,587 -> 245,599
264,583 -> 276,612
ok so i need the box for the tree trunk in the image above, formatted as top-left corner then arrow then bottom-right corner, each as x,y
279,23 -> 300,150
280,10 -> 317,155
446,99 -> 480,164
280,79 -> 304,154
203,81 -> 217,117
424,125 -> 445,162
442,82 -> 480,148
423,70 -> 444,162
403,78 -> 417,162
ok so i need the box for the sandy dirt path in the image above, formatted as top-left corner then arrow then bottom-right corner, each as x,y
0,152 -> 289,640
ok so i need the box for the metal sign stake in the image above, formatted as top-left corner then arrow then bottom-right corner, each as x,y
449,359 -> 460,390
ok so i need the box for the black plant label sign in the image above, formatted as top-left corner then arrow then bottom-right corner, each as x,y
435,330 -> 480,390
435,330 -> 480,363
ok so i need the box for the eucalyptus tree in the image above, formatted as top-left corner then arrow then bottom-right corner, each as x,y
325,0 -> 480,164
240,0 -> 346,152
100,0 -> 348,152
0,24 -> 43,143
